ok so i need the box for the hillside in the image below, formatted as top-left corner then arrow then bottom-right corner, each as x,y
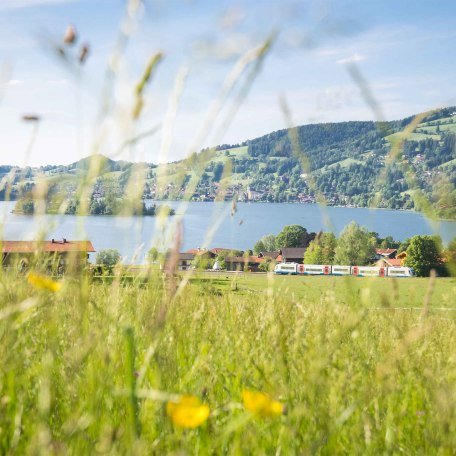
2,107 -> 456,219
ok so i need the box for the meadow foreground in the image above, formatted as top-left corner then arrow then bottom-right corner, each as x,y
0,272 -> 455,454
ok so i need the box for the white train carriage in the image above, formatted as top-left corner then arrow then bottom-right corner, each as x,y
351,266 -> 386,277
297,264 -> 331,275
331,265 -> 351,275
274,262 -> 298,275
386,267 -> 414,277
273,263 -> 415,278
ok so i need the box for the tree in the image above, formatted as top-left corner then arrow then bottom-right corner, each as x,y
96,249 -> 121,273
276,225 -> 314,249
261,234 -> 277,252
304,243 -> 324,264
380,236 -> 399,249
445,237 -> 456,276
213,162 -> 224,182
319,232 -> 337,263
192,252 -> 214,271
304,232 -> 337,264
334,222 -> 376,265
14,196 -> 35,214
398,238 -> 411,253
405,235 -> 443,277
146,247 -> 160,263
253,240 -> 265,255
253,234 -> 276,254
258,258 -> 273,272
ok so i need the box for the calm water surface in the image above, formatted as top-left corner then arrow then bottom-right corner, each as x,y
1,201 -> 455,262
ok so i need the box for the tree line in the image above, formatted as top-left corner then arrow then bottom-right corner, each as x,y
253,223 -> 455,277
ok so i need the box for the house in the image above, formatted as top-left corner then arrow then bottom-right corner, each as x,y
209,247 -> 231,256
185,248 -> 216,258
280,247 -> 307,264
257,251 -> 281,260
225,255 -> 266,272
177,253 -> 195,270
258,251 -> 283,263
375,248 -> 398,259
376,257 -> 403,267
1,239 -> 95,273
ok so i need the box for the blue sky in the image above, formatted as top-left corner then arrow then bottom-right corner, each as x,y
1,0 -> 455,166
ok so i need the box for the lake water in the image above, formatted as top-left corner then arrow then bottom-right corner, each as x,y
1,200 -> 455,263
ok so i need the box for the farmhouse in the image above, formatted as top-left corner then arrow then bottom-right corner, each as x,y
1,239 -> 95,273
374,248 -> 398,259
376,257 -> 403,267
280,247 -> 307,264
185,248 -> 216,258
225,255 -> 266,272
177,253 -> 195,270
258,251 -> 282,261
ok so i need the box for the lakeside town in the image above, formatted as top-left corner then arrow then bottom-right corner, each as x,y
2,222 -> 454,278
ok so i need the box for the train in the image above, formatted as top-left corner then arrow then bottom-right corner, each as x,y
273,262 -> 414,277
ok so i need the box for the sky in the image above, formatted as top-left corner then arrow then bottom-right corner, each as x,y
1,0 -> 456,166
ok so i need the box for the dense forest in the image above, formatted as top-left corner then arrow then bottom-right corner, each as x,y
2,106 -> 456,219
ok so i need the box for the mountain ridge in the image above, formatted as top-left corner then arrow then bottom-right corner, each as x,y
2,106 -> 456,219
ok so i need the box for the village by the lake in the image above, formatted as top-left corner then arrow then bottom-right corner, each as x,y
0,0 -> 455,454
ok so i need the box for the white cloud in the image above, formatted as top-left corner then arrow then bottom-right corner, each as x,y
47,78 -> 69,86
0,79 -> 23,87
337,53 -> 366,65
0,0 -> 75,10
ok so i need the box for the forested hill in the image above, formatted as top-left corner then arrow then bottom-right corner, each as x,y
223,106 -> 455,218
2,106 -> 456,219
248,120 -> 384,170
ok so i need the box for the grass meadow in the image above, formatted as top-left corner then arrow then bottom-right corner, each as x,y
1,2 -> 456,453
1,270 -> 455,454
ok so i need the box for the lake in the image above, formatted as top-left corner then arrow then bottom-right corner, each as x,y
1,201 -> 455,263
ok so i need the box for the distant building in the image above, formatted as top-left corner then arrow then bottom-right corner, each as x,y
246,187 -> 264,201
374,248 -> 398,260
376,257 -> 403,267
1,239 -> 95,273
209,247 -> 231,256
177,253 -> 195,270
258,251 -> 282,261
185,248 -> 216,258
280,247 -> 307,264
225,255 -> 266,272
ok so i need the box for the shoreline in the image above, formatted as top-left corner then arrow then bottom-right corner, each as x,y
4,200 -> 456,222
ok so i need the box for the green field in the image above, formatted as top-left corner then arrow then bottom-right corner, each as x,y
1,270 -> 455,453
191,273 -> 456,308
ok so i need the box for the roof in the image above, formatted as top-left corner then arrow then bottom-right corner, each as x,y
226,256 -> 265,264
375,248 -> 397,257
376,257 -> 403,267
210,247 -> 231,254
281,247 -> 307,259
185,248 -> 215,257
258,251 -> 281,259
2,240 -> 95,253
384,258 -> 403,267
178,253 -> 195,261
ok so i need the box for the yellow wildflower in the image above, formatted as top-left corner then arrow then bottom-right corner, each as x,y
27,273 -> 62,292
242,389 -> 284,418
166,395 -> 210,429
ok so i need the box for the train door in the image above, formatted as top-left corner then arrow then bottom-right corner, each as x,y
379,267 -> 386,277
323,265 -> 330,275
352,266 -> 359,276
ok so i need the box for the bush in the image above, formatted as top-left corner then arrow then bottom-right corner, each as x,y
96,248 -> 121,273
405,235 -> 444,277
